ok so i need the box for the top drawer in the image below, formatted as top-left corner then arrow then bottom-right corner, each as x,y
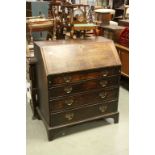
48,67 -> 121,87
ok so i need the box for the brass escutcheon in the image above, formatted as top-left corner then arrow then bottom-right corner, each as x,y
65,98 -> 74,106
99,92 -> 107,99
102,71 -> 108,77
65,113 -> 74,120
99,105 -> 107,113
63,75 -> 71,83
64,86 -> 72,94
99,80 -> 108,87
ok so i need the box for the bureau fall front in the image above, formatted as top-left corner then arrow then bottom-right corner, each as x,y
33,37 -> 121,141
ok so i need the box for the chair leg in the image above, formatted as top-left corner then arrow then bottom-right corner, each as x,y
70,30 -> 74,39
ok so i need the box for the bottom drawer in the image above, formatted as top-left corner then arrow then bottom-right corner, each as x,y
50,101 -> 118,126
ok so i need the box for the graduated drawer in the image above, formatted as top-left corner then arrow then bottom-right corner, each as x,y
50,100 -> 118,126
50,87 -> 119,112
48,76 -> 120,99
48,67 -> 121,87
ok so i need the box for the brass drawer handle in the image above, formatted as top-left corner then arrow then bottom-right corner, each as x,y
99,105 -> 107,113
65,113 -> 74,120
63,75 -> 71,83
99,92 -> 107,99
65,98 -> 74,106
64,86 -> 72,94
99,81 -> 108,87
102,71 -> 108,77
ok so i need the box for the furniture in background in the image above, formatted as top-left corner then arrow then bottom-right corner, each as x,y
26,0 -> 52,41
71,23 -> 97,38
98,23 -> 129,78
27,57 -> 39,119
95,0 -> 109,8
101,24 -> 125,41
112,0 -> 129,22
115,43 -> 129,77
26,0 -> 32,17
62,3 -> 97,38
33,37 -> 121,140
94,9 -> 115,26
118,27 -> 129,47
112,0 -> 125,9
123,5 -> 129,19
26,17 -> 54,43
113,6 -> 124,21
118,19 -> 129,27
26,1 -> 97,39
26,43 -> 39,119
98,14 -> 129,78
115,27 -> 129,77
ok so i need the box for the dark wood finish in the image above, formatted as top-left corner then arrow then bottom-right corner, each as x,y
34,44 -> 50,124
48,76 -> 120,98
37,106 -> 119,141
113,0 -> 125,9
51,100 -> 118,126
39,41 -> 121,75
33,37 -> 121,140
48,66 -> 120,86
26,1 -> 32,17
27,57 -> 40,119
50,87 -> 119,112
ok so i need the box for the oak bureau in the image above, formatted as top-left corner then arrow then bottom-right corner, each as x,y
33,37 -> 121,141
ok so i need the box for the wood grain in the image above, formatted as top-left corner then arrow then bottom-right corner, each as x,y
33,37 -> 121,140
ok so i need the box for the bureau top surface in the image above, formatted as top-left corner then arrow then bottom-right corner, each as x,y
35,38 -> 121,75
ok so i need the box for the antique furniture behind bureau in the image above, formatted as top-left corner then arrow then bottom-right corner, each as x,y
118,19 -> 129,27
94,9 -> 115,26
115,27 -> 129,77
26,0 -> 51,41
33,37 -> 121,141
101,25 -> 125,41
26,17 -> 54,42
115,43 -> 129,77
61,4 -> 97,38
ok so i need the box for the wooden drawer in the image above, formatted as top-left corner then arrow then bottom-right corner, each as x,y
50,101 -> 118,126
50,87 -> 119,113
48,76 -> 120,99
48,67 -> 121,87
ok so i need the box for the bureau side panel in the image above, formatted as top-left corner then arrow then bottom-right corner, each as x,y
34,43 -> 50,124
